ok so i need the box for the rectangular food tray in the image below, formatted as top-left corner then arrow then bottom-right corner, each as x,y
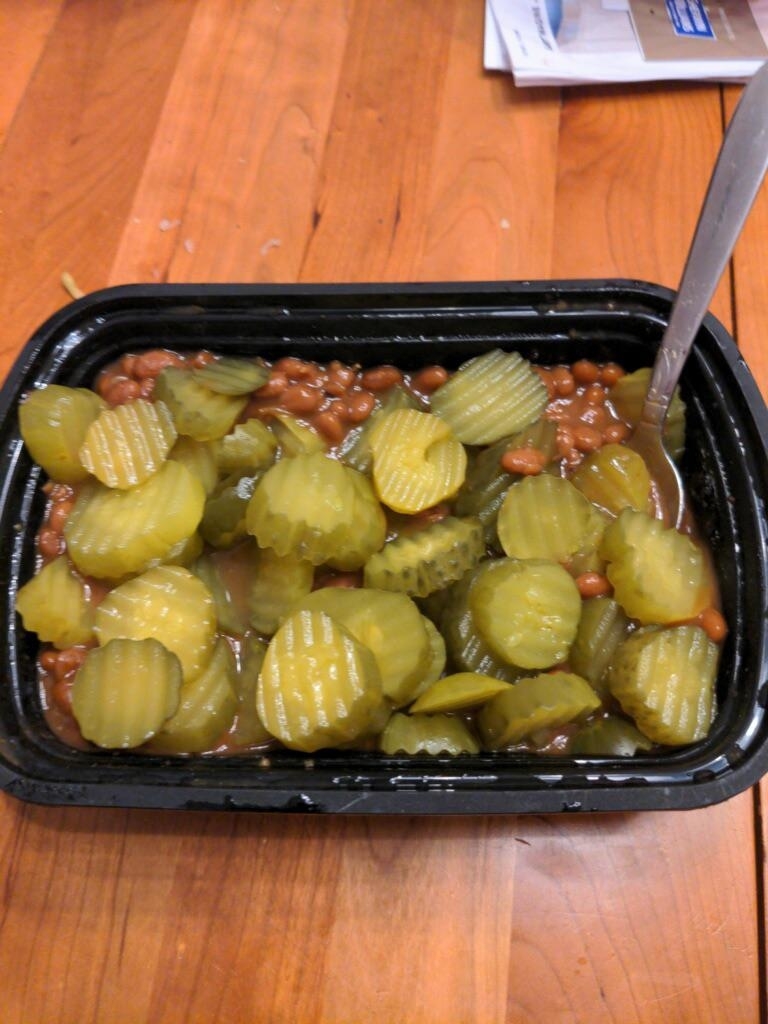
1,280 -> 767,814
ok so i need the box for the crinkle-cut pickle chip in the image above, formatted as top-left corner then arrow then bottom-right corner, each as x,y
429,348 -> 548,445
168,436 -> 219,495
338,384 -> 419,474
147,637 -> 238,754
570,715 -> 653,756
153,365 -> 247,441
571,443 -> 651,517
269,413 -> 327,457
469,558 -> 582,670
412,615 -> 447,701
64,459 -> 205,580
246,451 -> 386,570
363,515 -> 484,598
19,384 -> 106,483
201,471 -> 262,549
231,635 -> 274,748
257,609 -> 385,752
368,408 -> 467,514
291,587 -> 432,707
214,418 -> 276,476
72,637 -> 182,749
568,596 -> 631,697
609,367 -> 686,461
249,545 -> 314,636
439,568 -> 523,683
380,712 -> 480,756
192,356 -> 269,395
78,398 -> 178,489
94,565 -> 216,683
599,509 -> 709,625
16,556 -> 95,649
497,474 -> 606,563
607,625 -> 718,746
477,672 -> 601,749
410,672 -> 514,714
191,545 -> 257,637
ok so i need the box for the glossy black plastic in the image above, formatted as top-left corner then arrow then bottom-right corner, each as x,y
1,281 -> 767,814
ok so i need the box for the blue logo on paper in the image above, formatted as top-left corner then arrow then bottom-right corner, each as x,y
665,0 -> 716,38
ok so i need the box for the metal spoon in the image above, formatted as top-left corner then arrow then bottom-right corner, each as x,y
629,60 -> 768,529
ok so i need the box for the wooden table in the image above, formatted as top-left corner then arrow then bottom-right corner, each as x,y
1,3 -> 766,1022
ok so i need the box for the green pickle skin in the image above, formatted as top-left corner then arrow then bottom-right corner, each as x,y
17,350 -> 724,760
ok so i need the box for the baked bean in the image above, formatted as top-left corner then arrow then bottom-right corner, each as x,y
52,647 -> 87,683
602,421 -> 631,444
583,383 -> 606,405
133,349 -> 185,379
274,356 -> 321,383
324,363 -> 357,396
552,366 -> 576,397
361,365 -> 403,392
189,351 -> 215,369
572,359 -> 601,385
38,528 -> 63,559
534,367 -> 556,401
600,362 -> 625,386
500,446 -> 547,476
697,606 -> 728,643
280,383 -> 325,415
104,376 -> 142,405
39,649 -> 59,672
51,678 -> 74,714
138,378 -> 156,399
412,365 -> 449,394
575,572 -> 612,599
341,388 -> 376,423
411,503 -> 451,528
572,424 -> 603,453
258,372 -> 289,398
119,354 -> 137,377
555,424 -> 575,458
48,499 -> 74,534
312,409 -> 346,444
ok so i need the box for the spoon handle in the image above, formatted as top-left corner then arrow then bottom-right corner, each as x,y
641,60 -> 768,430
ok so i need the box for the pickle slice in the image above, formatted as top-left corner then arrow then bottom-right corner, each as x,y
191,544 -> 257,636
231,635 -> 274,748
257,609 -> 385,752
599,509 -> 709,625
16,556 -> 95,649
270,414 -> 327,457
572,444 -> 651,517
440,570 -> 523,682
497,474 -> 606,563
469,558 -> 582,670
168,436 -> 219,495
192,357 -> 269,395
291,587 -> 432,707
214,418 -> 277,475
570,715 -> 653,756
412,615 -> 448,700
363,516 -> 484,598
369,409 -> 467,514
379,712 -> 480,756
249,546 -> 314,636
154,366 -> 247,441
410,672 -> 514,714
477,672 -> 601,749
64,460 -> 206,580
94,565 -> 216,682
71,637 -> 182,749
246,452 -> 386,570
148,637 -> 238,753
338,385 -> 420,474
607,625 -> 718,745
429,348 -> 548,444
568,596 -> 631,697
78,398 -> 178,489
200,471 -> 263,548
19,384 -> 106,483
609,367 -> 685,461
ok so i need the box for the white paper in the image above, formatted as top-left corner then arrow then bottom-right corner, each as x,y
485,0 -> 768,86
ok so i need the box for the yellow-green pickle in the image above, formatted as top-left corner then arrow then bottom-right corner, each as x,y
15,346 -> 725,758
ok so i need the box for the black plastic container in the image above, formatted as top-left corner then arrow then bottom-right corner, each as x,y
1,280 -> 767,814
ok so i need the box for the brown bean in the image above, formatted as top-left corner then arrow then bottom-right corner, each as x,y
118,354 -> 137,377
697,606 -> 728,643
258,372 -> 289,398
324,362 -> 357,396
534,367 -> 556,401
411,365 -> 449,394
555,424 -> 575,458
575,572 -> 612,599
572,359 -> 601,385
48,500 -> 74,535
341,388 -> 376,423
274,356 -> 321,383
280,383 -> 325,415
572,424 -> 603,453
38,528 -> 63,559
104,377 -> 142,405
133,349 -> 185,379
361,365 -> 403,392
602,421 -> 630,445
311,409 -> 346,444
190,350 -> 215,368
500,446 -> 547,476
51,678 -> 74,714
583,382 -> 606,405
600,362 -> 625,386
551,366 -> 576,397
39,649 -> 59,672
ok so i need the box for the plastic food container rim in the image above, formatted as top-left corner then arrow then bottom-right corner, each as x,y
0,277 -> 766,815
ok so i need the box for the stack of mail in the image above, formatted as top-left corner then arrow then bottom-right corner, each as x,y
485,1 -> 768,86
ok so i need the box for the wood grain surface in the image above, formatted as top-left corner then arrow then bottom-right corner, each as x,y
1,3 -> 765,1022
